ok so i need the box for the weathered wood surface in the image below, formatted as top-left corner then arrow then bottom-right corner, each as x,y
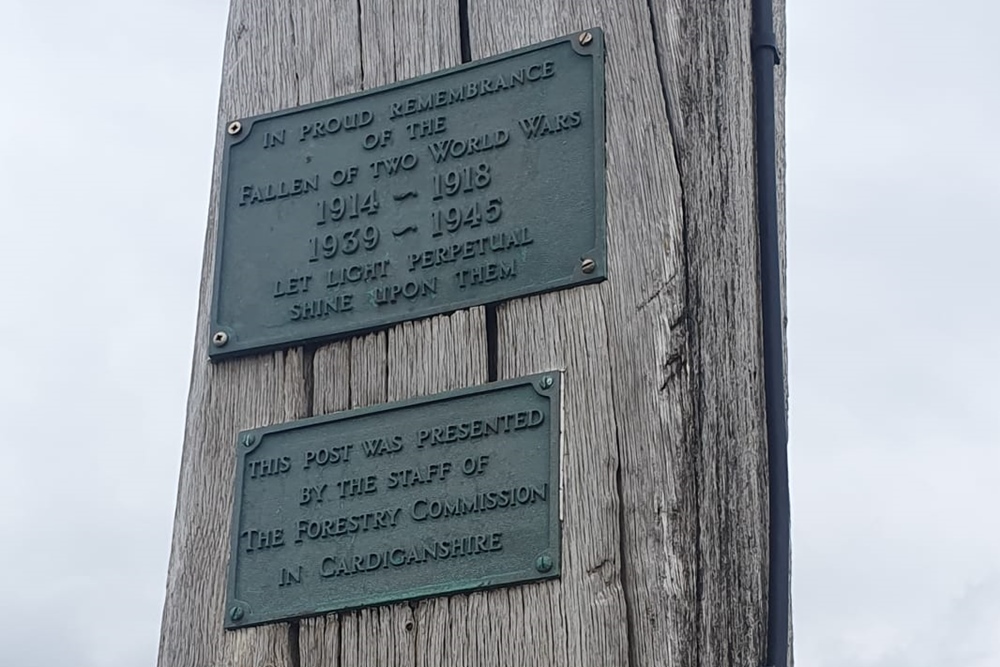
158,0 -> 788,665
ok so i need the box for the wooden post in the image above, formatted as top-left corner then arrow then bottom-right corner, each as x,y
158,1 -> 787,666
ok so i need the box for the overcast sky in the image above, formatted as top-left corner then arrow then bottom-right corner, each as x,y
0,1 -> 996,666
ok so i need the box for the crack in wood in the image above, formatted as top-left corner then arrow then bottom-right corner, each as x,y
616,458 -> 639,667
288,621 -> 301,667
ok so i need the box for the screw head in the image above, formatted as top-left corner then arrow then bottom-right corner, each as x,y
212,331 -> 229,346
578,31 -> 593,46
227,120 -> 242,135
241,433 -> 257,447
229,605 -> 244,621
539,376 -> 554,390
535,555 -> 553,573
581,258 -> 596,274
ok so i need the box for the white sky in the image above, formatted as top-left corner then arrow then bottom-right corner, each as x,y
0,1 -> 997,665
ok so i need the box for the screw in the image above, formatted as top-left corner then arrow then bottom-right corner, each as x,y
578,31 -> 593,46
227,120 -> 242,135
539,376 -> 554,390
241,433 -> 257,447
212,331 -> 229,346
581,258 -> 596,274
230,606 -> 244,621
535,555 -> 553,573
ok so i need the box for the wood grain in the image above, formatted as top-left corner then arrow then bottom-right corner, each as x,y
158,1 -> 330,665
159,0 -> 787,664
471,2 -> 695,665
644,1 -> 789,665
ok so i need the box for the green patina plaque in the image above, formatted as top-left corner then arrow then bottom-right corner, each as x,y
225,372 -> 562,629
210,29 -> 605,359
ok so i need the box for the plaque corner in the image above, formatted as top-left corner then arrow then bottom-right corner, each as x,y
570,26 -> 605,56
223,598 -> 253,630
235,429 -> 263,454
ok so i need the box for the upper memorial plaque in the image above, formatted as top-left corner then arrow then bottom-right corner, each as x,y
209,29 -> 605,358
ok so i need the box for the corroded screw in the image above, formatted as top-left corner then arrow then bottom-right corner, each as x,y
578,31 -> 593,46
539,376 -> 554,390
535,555 -> 553,573
241,433 -> 257,447
212,331 -> 229,346
581,258 -> 596,274
227,120 -> 242,135
230,605 -> 244,621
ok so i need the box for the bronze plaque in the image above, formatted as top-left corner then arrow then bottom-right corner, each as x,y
225,373 -> 562,628
210,29 -> 605,358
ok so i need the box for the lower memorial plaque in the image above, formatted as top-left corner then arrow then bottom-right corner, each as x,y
225,372 -> 562,628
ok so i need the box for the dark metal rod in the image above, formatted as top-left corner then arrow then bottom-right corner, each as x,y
751,0 -> 789,665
